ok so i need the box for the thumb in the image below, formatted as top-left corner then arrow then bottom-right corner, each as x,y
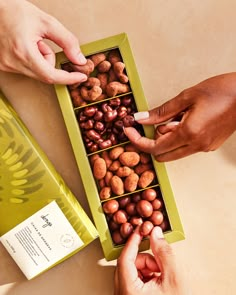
150,227 -> 176,279
44,16 -> 87,65
134,91 -> 192,125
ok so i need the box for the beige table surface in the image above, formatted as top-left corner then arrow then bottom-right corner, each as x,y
0,0 -> 236,294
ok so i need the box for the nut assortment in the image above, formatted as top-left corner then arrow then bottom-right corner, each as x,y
62,49 -> 131,107
104,188 -> 169,245
62,47 -> 170,246
77,94 -> 143,153
90,144 -> 158,199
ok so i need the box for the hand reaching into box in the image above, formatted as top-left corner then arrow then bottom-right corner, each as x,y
115,226 -> 186,295
0,0 -> 87,84
124,73 -> 236,162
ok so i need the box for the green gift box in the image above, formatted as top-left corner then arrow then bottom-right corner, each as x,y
54,33 -> 184,260
0,92 -> 98,279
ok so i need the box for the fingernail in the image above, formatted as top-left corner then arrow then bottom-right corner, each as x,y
80,74 -> 88,82
153,226 -> 164,239
77,52 -> 87,64
134,111 -> 149,121
166,121 -> 180,126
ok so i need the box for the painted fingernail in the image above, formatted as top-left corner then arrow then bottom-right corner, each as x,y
77,52 -> 87,64
134,111 -> 149,121
153,226 -> 164,239
166,121 -> 180,126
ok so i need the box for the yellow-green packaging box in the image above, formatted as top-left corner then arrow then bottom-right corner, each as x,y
0,92 -> 98,279
55,33 -> 185,261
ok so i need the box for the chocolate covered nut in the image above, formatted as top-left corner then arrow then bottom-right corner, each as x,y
116,166 -> 132,178
138,170 -> 155,188
110,175 -> 124,195
99,187 -> 111,200
149,210 -> 164,226
119,152 -> 140,167
113,210 -> 128,224
93,157 -> 107,180
136,200 -> 153,218
140,221 -> 154,236
120,222 -> 133,239
142,188 -> 157,201
109,146 -> 124,160
103,199 -> 119,214
124,173 -> 139,192
112,230 -> 125,245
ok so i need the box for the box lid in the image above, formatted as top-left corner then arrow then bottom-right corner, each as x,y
0,91 -> 98,245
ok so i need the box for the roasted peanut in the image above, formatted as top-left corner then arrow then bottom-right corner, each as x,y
89,154 -> 100,166
110,175 -> 124,195
140,153 -> 152,164
138,170 -> 155,188
102,151 -> 112,168
134,163 -> 153,175
109,146 -> 125,160
105,171 -> 113,186
116,166 -> 132,178
124,173 -> 139,192
93,157 -> 107,180
109,160 -> 121,172
119,152 -> 140,167
99,187 -> 111,200
99,179 -> 106,189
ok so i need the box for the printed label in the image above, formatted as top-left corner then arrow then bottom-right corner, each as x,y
0,201 -> 83,279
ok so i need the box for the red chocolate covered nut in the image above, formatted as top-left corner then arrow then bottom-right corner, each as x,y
152,198 -> 163,210
118,196 -> 131,208
149,210 -> 164,226
120,222 -> 133,239
140,221 -> 154,236
112,230 -> 125,245
130,216 -> 143,227
113,210 -> 128,224
136,200 -> 153,218
102,199 -> 119,214
142,188 -> 157,201
125,202 -> 137,216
